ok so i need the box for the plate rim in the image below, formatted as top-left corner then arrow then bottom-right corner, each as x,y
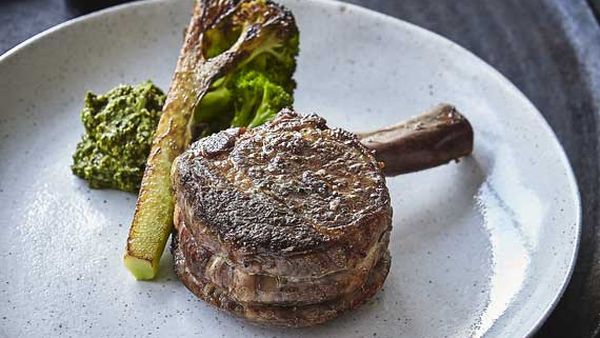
0,0 -> 582,336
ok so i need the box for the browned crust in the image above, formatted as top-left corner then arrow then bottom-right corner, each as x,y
172,229 -> 391,328
171,111 -> 392,307
172,110 -> 392,257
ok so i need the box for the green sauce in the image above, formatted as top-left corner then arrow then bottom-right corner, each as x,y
71,81 -> 166,193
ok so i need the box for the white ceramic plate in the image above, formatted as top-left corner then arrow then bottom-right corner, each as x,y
0,0 -> 580,337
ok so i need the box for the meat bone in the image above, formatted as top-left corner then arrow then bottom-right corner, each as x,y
357,103 -> 474,176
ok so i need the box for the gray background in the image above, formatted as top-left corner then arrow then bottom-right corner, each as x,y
1,0 -> 599,336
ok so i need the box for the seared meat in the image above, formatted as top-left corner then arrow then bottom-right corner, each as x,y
171,106 -> 473,327
171,109 -> 392,326
172,228 -> 391,327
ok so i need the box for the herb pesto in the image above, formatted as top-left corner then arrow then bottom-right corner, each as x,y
71,81 -> 166,193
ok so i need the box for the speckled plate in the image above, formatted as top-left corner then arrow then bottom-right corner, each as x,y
0,0 -> 581,337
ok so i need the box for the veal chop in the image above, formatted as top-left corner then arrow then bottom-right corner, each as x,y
171,106 -> 473,327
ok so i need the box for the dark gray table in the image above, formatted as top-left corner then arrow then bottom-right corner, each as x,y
2,0 -> 599,336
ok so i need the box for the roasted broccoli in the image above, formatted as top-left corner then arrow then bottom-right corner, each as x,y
193,0 -> 299,137
124,0 -> 300,280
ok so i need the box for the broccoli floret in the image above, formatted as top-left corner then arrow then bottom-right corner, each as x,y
238,26 -> 299,88
231,70 -> 293,128
193,0 -> 299,137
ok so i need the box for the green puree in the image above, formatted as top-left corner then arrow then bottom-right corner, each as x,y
71,81 -> 166,193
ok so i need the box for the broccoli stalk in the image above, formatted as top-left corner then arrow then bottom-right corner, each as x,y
124,0 -> 299,280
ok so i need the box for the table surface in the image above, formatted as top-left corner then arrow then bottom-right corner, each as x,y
2,0 -> 599,337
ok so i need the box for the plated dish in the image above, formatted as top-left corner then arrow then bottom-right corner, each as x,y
0,0 -> 580,337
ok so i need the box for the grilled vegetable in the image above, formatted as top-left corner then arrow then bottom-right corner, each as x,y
192,1 -> 299,137
124,0 -> 300,280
